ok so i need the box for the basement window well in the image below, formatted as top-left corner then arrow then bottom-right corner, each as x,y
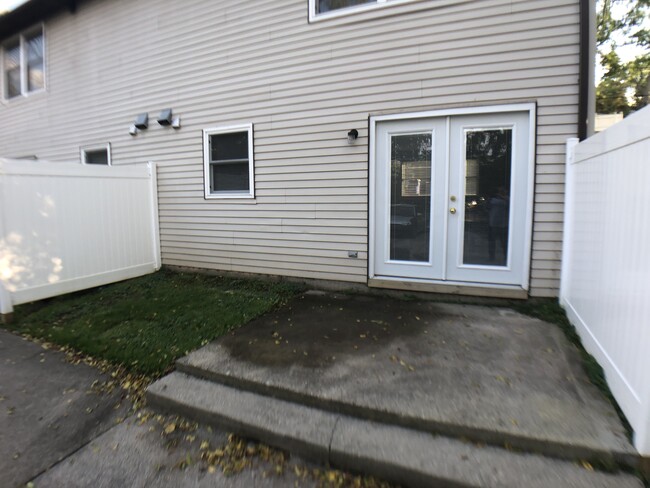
203,124 -> 255,199
81,143 -> 111,165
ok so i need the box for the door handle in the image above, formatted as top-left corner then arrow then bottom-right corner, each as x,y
450,207 -> 456,214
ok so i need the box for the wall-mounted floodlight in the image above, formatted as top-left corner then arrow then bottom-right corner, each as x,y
347,129 -> 359,144
134,113 -> 148,129
157,109 -> 173,126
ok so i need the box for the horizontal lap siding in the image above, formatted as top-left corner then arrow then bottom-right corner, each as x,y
0,0 -> 579,295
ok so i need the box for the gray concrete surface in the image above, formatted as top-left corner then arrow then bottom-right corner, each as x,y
148,372 -> 644,488
329,412 -> 644,488
32,409 -> 323,488
0,330 -> 130,488
149,373 -> 338,463
3,289 -> 643,488
0,330 -> 343,488
177,292 -> 636,465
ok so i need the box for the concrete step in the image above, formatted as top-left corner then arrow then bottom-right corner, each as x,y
146,372 -> 643,488
176,357 -> 637,470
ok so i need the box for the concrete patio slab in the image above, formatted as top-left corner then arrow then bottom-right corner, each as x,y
0,330 -> 130,488
178,291 -> 636,466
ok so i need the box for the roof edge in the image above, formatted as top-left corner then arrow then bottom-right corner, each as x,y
0,0 -> 78,41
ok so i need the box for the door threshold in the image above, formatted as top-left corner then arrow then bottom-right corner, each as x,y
368,277 -> 528,299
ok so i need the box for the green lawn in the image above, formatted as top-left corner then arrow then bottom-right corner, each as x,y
5,270 -> 302,376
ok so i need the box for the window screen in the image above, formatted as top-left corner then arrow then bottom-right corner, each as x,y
204,125 -> 254,198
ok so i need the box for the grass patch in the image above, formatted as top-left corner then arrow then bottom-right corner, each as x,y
5,269 -> 303,376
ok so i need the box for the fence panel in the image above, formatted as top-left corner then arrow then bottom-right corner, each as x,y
0,160 -> 160,315
561,107 -> 650,455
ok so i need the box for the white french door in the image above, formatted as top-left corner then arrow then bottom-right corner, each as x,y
371,107 -> 534,288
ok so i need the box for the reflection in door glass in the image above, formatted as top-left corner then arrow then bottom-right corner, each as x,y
462,128 -> 512,267
390,133 -> 432,262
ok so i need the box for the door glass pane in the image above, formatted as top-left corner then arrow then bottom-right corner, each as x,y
389,133 -> 432,262
462,128 -> 512,266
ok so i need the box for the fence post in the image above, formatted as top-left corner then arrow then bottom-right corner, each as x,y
148,162 -> 162,271
638,415 -> 650,457
0,163 -> 14,320
559,138 -> 579,307
0,282 -> 11,321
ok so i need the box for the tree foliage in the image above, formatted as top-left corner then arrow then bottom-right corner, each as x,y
596,0 -> 649,114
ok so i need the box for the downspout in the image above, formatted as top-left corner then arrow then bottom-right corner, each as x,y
578,0 -> 596,140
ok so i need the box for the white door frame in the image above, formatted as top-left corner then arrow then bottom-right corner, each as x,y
369,103 -> 537,291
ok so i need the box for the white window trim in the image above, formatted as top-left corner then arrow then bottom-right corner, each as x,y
80,143 -> 112,166
1,23 -> 46,101
308,0 -> 418,22
203,123 -> 255,199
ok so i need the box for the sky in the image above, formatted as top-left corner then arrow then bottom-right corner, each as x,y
0,0 -> 27,14
596,1 -> 649,82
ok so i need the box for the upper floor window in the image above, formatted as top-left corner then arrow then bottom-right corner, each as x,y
318,0 -> 376,13
309,0 -> 413,21
203,124 -> 255,199
2,26 -> 45,100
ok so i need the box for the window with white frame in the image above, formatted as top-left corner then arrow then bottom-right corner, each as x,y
2,26 -> 45,99
81,143 -> 111,165
203,124 -> 254,199
309,0 -> 413,20
317,0 -> 376,13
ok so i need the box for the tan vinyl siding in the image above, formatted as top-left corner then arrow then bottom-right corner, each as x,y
0,0 -> 581,296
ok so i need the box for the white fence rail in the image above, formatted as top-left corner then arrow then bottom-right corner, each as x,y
0,159 -> 160,315
561,107 -> 650,456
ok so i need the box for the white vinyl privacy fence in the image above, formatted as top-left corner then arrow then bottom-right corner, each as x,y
561,106 -> 650,456
0,159 -> 160,316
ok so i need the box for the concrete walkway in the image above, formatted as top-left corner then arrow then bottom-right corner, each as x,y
147,291 -> 644,487
0,330 -> 129,487
0,330 -> 326,488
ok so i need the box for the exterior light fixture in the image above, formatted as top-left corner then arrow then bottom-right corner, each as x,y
171,116 -> 181,129
134,113 -> 149,129
347,129 -> 359,144
129,124 -> 138,136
